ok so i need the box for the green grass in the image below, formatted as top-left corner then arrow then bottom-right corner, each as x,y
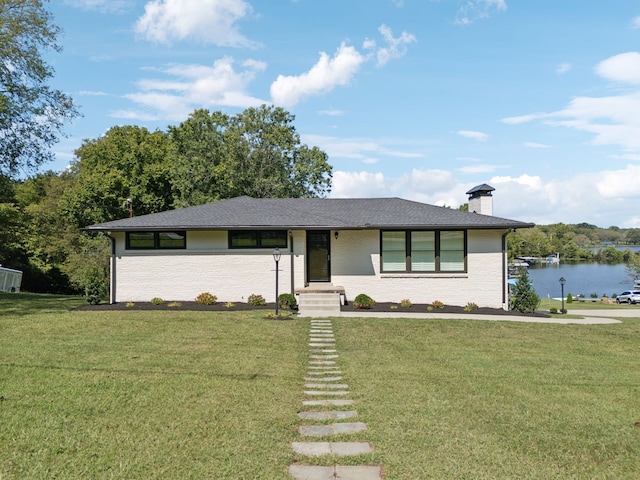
0,294 -> 306,479
2,293 -> 640,479
334,317 -> 640,479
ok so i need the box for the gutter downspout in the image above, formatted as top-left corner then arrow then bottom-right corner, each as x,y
105,233 -> 117,304
289,231 -> 294,294
502,229 -> 512,310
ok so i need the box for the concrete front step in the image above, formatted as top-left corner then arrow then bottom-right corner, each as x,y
298,292 -> 342,317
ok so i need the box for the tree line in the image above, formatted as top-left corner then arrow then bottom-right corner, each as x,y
0,106 -> 333,295
507,223 -> 640,263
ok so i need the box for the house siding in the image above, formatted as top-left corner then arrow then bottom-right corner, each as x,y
329,229 -> 506,308
109,229 -> 507,308
111,231 -> 295,303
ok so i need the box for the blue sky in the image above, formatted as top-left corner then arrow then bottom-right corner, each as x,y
44,0 -> 640,227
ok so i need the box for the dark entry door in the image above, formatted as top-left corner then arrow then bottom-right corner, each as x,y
307,231 -> 330,282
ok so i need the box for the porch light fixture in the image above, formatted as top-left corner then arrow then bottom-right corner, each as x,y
335,231 -> 339,240
559,277 -> 566,314
273,247 -> 281,315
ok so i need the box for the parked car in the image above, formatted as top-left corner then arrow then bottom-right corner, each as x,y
616,290 -> 640,304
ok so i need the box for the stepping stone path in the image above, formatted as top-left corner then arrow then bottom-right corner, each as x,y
288,319 -> 382,480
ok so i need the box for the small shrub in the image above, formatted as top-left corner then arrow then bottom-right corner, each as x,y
353,293 -> 375,309
550,307 -> 558,314
248,294 -> 266,306
151,297 -> 164,305
400,298 -> 412,308
464,302 -> 479,312
278,293 -> 298,310
196,292 -> 217,305
168,301 -> 182,308
566,293 -> 573,303
225,301 -> 234,308
590,292 -> 598,298
432,300 -> 444,309
427,305 -> 433,311
390,305 -> 398,310
560,308 -> 567,314
126,302 -> 135,308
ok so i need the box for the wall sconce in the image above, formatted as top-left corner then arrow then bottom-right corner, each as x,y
334,231 -> 339,240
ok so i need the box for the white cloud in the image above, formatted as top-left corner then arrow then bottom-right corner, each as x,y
115,57 -> 266,121
78,90 -> 108,96
632,16 -> 640,29
270,43 -> 366,107
271,25 -> 415,107
556,63 -> 572,75
457,130 -> 489,142
457,164 -> 498,174
134,0 -> 257,47
331,171 -> 389,197
525,142 -> 551,149
302,134 -> 423,164
502,113 -> 547,124
330,165 -> 640,226
374,24 -> 416,67
595,52 -> 640,85
455,0 -> 507,25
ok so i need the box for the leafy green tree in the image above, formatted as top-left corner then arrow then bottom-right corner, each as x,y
62,125 -> 174,227
510,268 -> 541,314
0,0 -> 78,177
169,105 -> 332,207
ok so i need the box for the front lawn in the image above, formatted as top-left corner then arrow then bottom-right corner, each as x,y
1,293 -> 639,479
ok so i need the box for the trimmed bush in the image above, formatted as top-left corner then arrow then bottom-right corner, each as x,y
248,294 -> 266,306
196,292 -> 217,305
278,293 -> 297,310
353,293 -> 375,309
432,300 -> 444,309
464,302 -> 479,312
550,307 -> 558,314
151,297 -> 164,305
400,298 -> 412,308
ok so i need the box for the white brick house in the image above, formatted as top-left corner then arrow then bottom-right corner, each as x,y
84,187 -> 533,309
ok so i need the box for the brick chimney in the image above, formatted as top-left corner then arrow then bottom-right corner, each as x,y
466,184 -> 495,215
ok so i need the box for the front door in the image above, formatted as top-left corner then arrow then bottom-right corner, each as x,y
307,231 -> 331,282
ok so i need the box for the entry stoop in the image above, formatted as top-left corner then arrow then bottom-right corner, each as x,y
296,284 -> 345,317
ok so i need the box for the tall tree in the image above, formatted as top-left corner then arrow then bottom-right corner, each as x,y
62,125 -> 174,227
169,105 -> 332,207
0,0 -> 78,177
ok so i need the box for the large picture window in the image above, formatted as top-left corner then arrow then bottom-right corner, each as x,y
381,230 -> 466,273
229,230 -> 288,249
126,231 -> 186,250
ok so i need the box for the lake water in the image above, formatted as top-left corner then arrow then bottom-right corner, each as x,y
527,262 -> 634,299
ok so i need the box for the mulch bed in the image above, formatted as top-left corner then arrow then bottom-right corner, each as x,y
76,301 -> 548,317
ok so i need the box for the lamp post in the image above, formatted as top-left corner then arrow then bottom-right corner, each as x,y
559,277 -> 566,314
273,247 -> 281,316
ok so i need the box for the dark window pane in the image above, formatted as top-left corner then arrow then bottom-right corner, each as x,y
158,231 -> 186,248
260,230 -> 287,247
128,232 -> 154,249
230,231 -> 258,248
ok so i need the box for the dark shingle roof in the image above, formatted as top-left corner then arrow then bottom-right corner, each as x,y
83,196 -> 534,231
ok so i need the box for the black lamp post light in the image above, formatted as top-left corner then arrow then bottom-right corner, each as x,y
273,247 -> 281,316
559,276 -> 566,313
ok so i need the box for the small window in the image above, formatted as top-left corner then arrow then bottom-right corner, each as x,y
126,231 -> 186,250
229,230 -> 288,249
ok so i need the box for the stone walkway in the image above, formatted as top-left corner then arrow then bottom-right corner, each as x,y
288,319 -> 382,480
